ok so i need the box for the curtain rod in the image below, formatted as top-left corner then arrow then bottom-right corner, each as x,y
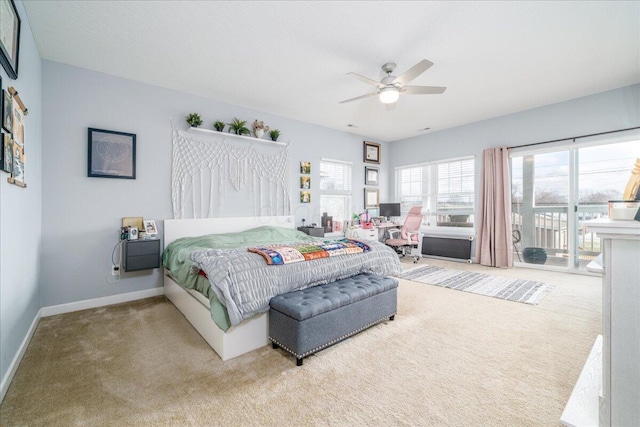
508,126 -> 640,150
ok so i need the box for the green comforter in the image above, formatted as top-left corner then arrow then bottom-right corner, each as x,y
162,226 -> 316,331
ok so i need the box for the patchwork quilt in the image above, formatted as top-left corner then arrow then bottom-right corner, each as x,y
248,238 -> 371,265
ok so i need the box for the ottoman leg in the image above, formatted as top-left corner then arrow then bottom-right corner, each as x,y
297,357 -> 303,366
272,342 -> 279,349
390,315 -> 395,321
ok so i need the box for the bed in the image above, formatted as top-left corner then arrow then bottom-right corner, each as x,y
163,216 -> 402,361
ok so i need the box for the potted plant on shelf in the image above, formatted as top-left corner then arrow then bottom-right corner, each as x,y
186,113 -> 203,127
214,120 -> 225,132
227,117 -> 250,136
269,129 -> 281,141
252,120 -> 270,139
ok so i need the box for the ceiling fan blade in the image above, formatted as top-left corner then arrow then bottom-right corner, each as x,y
385,103 -> 396,111
392,59 -> 433,86
401,85 -> 447,95
339,92 -> 378,104
346,72 -> 382,88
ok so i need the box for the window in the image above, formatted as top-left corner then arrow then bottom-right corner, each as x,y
395,157 -> 475,228
320,159 -> 352,231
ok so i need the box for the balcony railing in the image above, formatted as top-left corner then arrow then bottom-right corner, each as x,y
511,204 -> 608,266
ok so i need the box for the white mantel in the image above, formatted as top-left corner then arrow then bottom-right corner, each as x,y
585,219 -> 640,427
585,218 -> 640,239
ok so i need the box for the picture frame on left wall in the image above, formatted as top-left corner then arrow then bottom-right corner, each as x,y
1,89 -> 11,133
11,137 -> 24,184
88,128 -> 136,179
0,0 -> 21,80
2,133 -> 12,173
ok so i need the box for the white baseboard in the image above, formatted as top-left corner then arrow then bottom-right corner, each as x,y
1,308 -> 42,404
41,287 -> 164,317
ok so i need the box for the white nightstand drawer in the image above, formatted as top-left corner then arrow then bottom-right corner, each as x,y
346,227 -> 378,240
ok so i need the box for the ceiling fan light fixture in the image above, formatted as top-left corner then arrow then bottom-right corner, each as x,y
379,87 -> 399,104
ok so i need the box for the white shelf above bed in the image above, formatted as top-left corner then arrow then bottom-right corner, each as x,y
188,127 -> 288,146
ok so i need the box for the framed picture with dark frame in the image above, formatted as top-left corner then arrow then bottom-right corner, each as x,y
88,128 -> 136,179
365,166 -> 379,186
2,133 -> 12,173
364,188 -> 380,209
1,89 -> 11,133
363,141 -> 381,164
0,0 -> 21,80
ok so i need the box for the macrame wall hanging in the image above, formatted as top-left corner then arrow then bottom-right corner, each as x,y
171,124 -> 291,219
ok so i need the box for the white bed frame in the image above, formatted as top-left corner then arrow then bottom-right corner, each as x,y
163,216 -> 295,361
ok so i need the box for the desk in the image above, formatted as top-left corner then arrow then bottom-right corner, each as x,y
345,226 -> 378,241
375,222 -> 399,241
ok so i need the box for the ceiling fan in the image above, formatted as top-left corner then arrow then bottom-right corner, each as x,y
339,59 -> 446,108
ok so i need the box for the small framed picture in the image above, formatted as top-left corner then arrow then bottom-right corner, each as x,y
300,161 -> 311,174
321,215 -> 333,233
1,90 -> 11,134
143,220 -> 158,236
0,0 -> 21,80
364,141 -> 381,164
11,96 -> 24,146
2,134 -> 13,173
364,188 -> 380,209
365,166 -> 379,186
88,128 -> 136,179
300,191 -> 311,203
11,138 -> 24,184
300,176 -> 310,189
122,216 -> 144,231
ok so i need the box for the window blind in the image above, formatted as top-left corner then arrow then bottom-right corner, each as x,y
320,159 -> 352,195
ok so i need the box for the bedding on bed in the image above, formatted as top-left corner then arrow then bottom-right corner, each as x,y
163,225 -> 402,328
247,238 -> 371,264
192,238 -> 402,326
162,226 -> 317,330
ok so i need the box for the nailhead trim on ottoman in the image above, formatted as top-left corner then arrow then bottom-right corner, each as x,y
268,272 -> 398,366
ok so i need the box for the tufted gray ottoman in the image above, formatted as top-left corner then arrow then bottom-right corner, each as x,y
269,273 -> 398,366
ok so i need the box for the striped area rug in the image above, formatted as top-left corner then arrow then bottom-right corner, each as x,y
400,265 -> 554,305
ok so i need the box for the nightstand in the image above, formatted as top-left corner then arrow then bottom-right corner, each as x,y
297,226 -> 325,237
123,238 -> 161,272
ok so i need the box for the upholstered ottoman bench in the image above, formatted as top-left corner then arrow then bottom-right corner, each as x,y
269,272 -> 398,366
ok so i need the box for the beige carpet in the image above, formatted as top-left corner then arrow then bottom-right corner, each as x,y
0,260 -> 601,426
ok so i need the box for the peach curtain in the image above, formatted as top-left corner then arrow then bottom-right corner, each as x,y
476,147 -> 513,267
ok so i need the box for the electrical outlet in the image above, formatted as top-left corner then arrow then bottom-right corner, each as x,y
111,264 -> 120,276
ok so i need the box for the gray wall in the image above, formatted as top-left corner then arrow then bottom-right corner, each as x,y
390,84 -> 640,196
0,1 -> 43,389
40,60 -> 390,307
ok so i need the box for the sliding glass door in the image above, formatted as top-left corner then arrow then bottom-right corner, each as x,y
511,151 -> 570,268
511,135 -> 639,272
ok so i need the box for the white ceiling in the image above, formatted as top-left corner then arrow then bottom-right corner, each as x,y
23,1 -> 640,142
